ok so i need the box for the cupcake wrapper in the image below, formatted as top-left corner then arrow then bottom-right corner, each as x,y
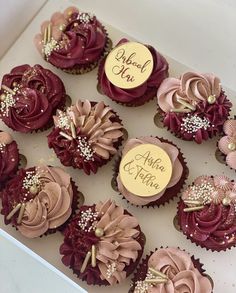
129,247 -> 214,293
0,141 -> 20,190
60,27 -> 112,75
176,198 -> 236,252
112,137 -> 189,208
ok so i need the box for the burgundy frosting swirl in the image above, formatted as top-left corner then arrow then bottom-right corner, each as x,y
0,64 -> 66,132
98,38 -> 169,105
0,131 -> 19,185
34,8 -> 108,70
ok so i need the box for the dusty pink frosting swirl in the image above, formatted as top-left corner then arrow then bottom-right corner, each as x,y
95,199 -> 141,285
117,137 -> 183,205
54,99 -> 123,159
218,119 -> 236,170
138,248 -> 212,293
18,166 -> 73,238
157,71 -> 221,112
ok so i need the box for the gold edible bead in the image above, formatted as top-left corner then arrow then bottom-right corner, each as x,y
207,95 -> 216,104
228,142 -> 236,151
222,197 -> 231,206
0,93 -> 6,101
95,227 -> 104,237
29,185 -> 38,195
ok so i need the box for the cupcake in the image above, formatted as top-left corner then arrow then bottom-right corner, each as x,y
217,118 -> 236,170
0,131 -> 19,187
0,165 -> 82,238
130,247 -> 213,293
0,64 -> 66,133
48,99 -> 124,175
60,199 -> 146,285
98,38 -> 169,106
156,72 -> 232,143
34,7 -> 111,74
177,175 -> 236,251
115,136 -> 188,207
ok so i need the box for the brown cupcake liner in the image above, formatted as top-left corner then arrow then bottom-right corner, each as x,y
60,27 -> 113,75
112,136 -> 189,208
176,197 -> 236,252
0,141 -> 20,191
129,247 -> 214,293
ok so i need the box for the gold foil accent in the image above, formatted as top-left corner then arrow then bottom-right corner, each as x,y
177,99 -> 196,111
6,203 -> 22,220
104,42 -> 154,89
183,206 -> 204,212
170,108 -> 191,113
145,278 -> 168,284
47,24 -> 51,43
149,267 -> 168,279
183,200 -> 203,206
91,245 -> 96,268
1,85 -> 15,95
59,131 -> 73,140
119,144 -> 172,197
17,203 -> 26,224
70,122 -> 77,139
43,27 -> 48,45
80,251 -> 91,273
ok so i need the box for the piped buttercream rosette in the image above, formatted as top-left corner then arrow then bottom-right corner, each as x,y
177,175 -> 236,251
34,6 -> 111,74
0,165 -> 81,238
156,72 -> 232,143
0,64 -> 66,133
60,199 -> 145,286
218,118 -> 236,170
48,99 -> 124,175
129,247 -> 213,293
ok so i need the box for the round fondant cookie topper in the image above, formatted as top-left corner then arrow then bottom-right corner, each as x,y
105,42 -> 154,89
119,144 -> 172,197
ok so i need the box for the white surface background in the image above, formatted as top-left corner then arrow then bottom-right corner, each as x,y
0,1 -> 236,293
